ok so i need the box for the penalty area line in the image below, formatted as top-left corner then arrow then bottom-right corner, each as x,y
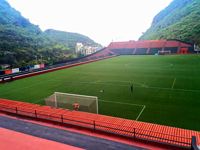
171,78 -> 176,89
98,99 -> 144,107
99,99 -> 146,121
135,105 -> 146,121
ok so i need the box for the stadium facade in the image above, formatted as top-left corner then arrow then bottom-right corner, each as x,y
85,40 -> 194,60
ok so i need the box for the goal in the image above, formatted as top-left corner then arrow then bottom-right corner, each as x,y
45,92 -> 98,114
158,50 -> 171,55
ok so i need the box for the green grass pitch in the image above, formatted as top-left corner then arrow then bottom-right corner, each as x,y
1,55 -> 200,131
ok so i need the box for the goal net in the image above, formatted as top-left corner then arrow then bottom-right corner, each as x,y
45,92 -> 98,114
158,50 -> 171,55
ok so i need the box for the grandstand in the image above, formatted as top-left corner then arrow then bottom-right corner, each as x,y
91,40 -> 194,57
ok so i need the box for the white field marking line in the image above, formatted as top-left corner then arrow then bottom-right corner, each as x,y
75,80 -> 146,87
135,105 -> 146,121
38,78 -> 200,93
93,80 -> 101,83
99,99 -> 146,121
55,80 -> 200,93
99,99 -> 145,107
2,77 -> 199,97
93,80 -> 147,88
171,78 -> 176,89
0,69 -> 135,95
6,79 -> 200,97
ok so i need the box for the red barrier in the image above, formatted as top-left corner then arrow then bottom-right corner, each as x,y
40,64 -> 45,68
179,48 -> 188,54
4,69 -> 12,75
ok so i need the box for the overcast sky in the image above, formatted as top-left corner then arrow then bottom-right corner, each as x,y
7,0 -> 172,46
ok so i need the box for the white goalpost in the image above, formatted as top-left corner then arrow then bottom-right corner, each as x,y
45,92 -> 98,114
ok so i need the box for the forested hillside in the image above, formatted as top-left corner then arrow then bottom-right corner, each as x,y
0,0 -> 100,68
140,0 -> 200,46
44,29 -> 100,52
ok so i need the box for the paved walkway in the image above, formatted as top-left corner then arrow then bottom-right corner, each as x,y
0,116 -> 144,150
0,128 -> 83,150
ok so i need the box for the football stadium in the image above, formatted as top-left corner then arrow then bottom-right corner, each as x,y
0,40 -> 200,150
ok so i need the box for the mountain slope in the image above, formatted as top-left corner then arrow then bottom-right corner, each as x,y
44,29 -> 101,50
140,0 -> 200,45
0,0 -> 40,32
0,0 -> 100,67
